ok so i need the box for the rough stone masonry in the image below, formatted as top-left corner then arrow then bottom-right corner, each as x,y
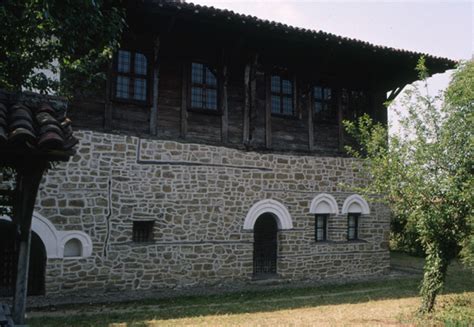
35,130 -> 390,295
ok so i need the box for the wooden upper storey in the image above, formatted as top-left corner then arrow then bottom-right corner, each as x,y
68,0 -> 455,155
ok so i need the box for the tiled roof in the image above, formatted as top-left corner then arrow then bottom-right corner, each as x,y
0,95 -> 78,158
151,0 -> 456,68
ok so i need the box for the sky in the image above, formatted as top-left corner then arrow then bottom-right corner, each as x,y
192,0 -> 473,131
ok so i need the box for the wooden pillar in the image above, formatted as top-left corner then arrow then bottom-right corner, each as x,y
104,62 -> 113,131
12,161 -> 47,325
180,62 -> 188,139
307,87 -> 314,151
220,50 -> 228,144
243,63 -> 251,145
243,54 -> 258,147
337,88 -> 344,152
150,37 -> 160,136
265,72 -> 272,149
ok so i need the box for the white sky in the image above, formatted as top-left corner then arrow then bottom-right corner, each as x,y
192,0 -> 473,131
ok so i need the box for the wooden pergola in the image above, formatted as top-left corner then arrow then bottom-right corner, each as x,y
0,92 -> 77,325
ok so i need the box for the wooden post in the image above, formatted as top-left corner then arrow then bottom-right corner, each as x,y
220,51 -> 228,144
307,87 -> 314,151
180,62 -> 188,139
337,88 -> 344,152
265,72 -> 272,149
104,62 -> 113,131
243,63 -> 251,145
12,161 -> 47,325
150,37 -> 160,136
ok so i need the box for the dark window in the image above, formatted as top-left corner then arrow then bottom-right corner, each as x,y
132,221 -> 154,243
315,214 -> 328,242
347,213 -> 359,240
115,50 -> 148,101
271,75 -> 294,116
314,86 -> 336,124
190,62 -> 218,110
341,88 -> 368,120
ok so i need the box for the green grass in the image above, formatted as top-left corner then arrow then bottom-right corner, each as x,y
27,252 -> 474,327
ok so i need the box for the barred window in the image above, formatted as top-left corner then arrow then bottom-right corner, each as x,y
271,75 -> 294,116
190,62 -> 218,110
314,86 -> 336,124
115,50 -> 148,102
347,213 -> 359,240
315,214 -> 328,242
132,221 -> 154,243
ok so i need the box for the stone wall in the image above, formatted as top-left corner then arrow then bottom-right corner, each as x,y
35,129 -> 390,295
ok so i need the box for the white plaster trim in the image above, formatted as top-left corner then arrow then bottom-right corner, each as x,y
0,212 -> 93,259
341,194 -> 370,214
309,193 -> 339,214
243,199 -> 293,230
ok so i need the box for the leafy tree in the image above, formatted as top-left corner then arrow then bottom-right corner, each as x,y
344,58 -> 473,313
0,0 -> 125,95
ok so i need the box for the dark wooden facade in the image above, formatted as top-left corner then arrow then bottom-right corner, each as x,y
68,1 -> 455,155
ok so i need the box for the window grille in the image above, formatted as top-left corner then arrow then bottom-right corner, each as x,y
115,50 -> 148,102
271,75 -> 294,116
190,62 -> 218,110
314,86 -> 336,124
315,214 -> 328,241
132,221 -> 154,243
347,213 -> 359,240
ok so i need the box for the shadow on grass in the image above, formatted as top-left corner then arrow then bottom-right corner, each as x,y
28,259 -> 474,327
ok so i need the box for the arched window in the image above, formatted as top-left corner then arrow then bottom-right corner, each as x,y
310,194 -> 338,242
63,238 -> 82,258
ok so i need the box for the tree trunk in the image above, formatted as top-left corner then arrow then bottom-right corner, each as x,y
419,250 -> 449,313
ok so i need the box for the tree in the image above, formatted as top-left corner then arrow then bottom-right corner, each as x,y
0,0 -> 125,96
344,58 -> 473,313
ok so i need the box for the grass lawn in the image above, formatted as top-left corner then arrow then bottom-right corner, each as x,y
28,252 -> 473,327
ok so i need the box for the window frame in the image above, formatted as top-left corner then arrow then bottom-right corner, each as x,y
269,72 -> 296,117
313,85 -> 337,125
132,220 -> 155,243
187,61 -> 221,114
315,214 -> 328,242
347,213 -> 360,241
112,49 -> 151,105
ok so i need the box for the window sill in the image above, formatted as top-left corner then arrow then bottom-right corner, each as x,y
188,108 -> 222,116
271,113 -> 299,120
111,98 -> 150,107
313,239 -> 367,245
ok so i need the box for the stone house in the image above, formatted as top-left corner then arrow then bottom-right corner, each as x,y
0,0 -> 455,297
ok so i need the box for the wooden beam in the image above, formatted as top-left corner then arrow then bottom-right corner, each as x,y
180,62 -> 188,139
12,161 -> 48,325
249,54 -> 258,146
150,36 -> 160,136
307,88 -> 314,151
337,88 -> 344,152
220,50 -> 228,144
265,72 -> 272,149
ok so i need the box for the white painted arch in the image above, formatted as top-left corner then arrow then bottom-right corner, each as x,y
243,199 -> 293,230
341,194 -> 370,215
309,193 -> 339,214
0,212 -> 92,259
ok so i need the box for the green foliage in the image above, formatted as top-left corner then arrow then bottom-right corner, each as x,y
0,0 -> 125,96
345,58 -> 473,313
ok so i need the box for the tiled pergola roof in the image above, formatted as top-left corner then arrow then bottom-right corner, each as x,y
0,93 -> 77,164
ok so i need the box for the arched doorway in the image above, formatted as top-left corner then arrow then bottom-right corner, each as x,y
0,220 -> 46,296
253,213 -> 278,277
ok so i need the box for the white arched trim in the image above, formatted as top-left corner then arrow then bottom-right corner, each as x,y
243,199 -> 293,230
342,194 -> 370,214
0,212 -> 93,259
309,193 -> 339,214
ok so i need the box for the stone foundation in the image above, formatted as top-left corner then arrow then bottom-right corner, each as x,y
35,130 -> 390,295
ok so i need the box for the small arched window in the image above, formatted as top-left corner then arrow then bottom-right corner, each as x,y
63,238 -> 82,257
